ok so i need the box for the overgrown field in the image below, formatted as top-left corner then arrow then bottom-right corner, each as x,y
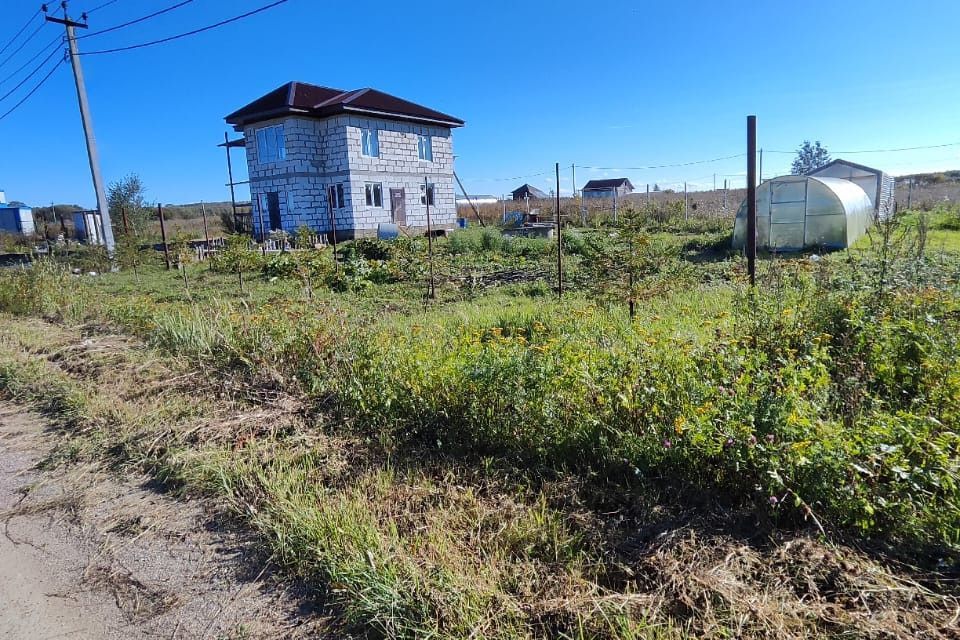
1,207 -> 959,638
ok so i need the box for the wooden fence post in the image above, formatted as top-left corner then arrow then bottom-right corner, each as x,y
158,203 -> 171,270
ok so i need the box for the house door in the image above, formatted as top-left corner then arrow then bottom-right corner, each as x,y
266,192 -> 282,231
390,188 -> 406,225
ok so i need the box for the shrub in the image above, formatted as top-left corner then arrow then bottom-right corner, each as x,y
447,231 -> 478,255
352,238 -> 393,261
209,234 -> 263,274
334,271 -> 960,554
263,251 -> 298,278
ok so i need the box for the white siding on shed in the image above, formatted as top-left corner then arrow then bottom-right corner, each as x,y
808,160 -> 895,220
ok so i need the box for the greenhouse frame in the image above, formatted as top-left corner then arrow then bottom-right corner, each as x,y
732,175 -> 875,252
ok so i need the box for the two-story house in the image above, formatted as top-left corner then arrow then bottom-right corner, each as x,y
225,82 -> 464,239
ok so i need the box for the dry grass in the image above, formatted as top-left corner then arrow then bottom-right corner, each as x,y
82,564 -> 180,622
1,315 -> 957,638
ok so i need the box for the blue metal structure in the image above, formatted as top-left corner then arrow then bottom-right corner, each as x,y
0,204 -> 35,235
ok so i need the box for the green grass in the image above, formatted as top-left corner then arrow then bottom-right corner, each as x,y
1,213 -> 959,638
850,207 -> 960,255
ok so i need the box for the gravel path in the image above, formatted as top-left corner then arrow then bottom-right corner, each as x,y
0,402 -> 326,639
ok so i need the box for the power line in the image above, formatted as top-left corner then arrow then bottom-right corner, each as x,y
80,0 -> 291,55
766,141 -> 960,155
0,10 -> 41,58
84,0 -> 122,14
575,153 -> 746,171
78,0 -> 194,39
0,44 -> 63,104
0,56 -> 65,123
0,19 -> 48,71
480,170 -> 552,182
0,33 -> 62,87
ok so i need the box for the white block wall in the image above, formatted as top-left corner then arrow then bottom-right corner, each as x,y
244,114 -> 457,238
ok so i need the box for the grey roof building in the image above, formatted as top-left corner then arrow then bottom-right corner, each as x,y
582,178 -> 634,199
511,184 -> 548,200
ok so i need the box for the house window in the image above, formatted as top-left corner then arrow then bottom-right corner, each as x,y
417,135 -> 433,161
328,183 -> 345,209
361,127 -> 379,157
365,183 -> 383,207
255,125 -> 285,163
420,183 -> 435,206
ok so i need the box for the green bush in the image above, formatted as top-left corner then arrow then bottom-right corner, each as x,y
263,251 -> 298,278
351,237 -> 393,261
334,268 -> 960,554
1,223 -> 958,561
209,234 -> 263,274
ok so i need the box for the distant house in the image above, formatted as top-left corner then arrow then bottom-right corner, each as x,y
582,178 -> 634,199
225,81 -> 465,239
0,191 -> 34,236
456,194 -> 499,206
512,184 -> 548,201
807,159 -> 895,220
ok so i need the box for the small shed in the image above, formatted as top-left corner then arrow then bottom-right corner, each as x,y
73,210 -> 106,244
733,175 -> 874,251
456,194 -> 499,206
582,178 -> 634,199
0,199 -> 35,236
807,159 -> 895,220
512,184 -> 548,201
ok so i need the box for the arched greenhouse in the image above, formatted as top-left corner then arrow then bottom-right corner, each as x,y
732,175 -> 875,252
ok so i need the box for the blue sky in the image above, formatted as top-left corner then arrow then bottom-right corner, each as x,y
1,0 -> 959,207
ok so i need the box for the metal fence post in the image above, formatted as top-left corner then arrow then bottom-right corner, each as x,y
555,163 -> 563,297
747,116 -> 758,287
158,203 -> 171,270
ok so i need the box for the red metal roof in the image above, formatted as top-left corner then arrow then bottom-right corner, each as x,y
225,81 -> 464,128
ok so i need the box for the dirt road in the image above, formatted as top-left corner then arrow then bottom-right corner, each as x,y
0,403 -> 326,639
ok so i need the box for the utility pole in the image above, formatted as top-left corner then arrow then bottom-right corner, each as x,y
46,2 -> 115,253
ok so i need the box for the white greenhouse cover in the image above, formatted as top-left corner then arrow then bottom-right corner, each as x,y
733,175 -> 875,252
